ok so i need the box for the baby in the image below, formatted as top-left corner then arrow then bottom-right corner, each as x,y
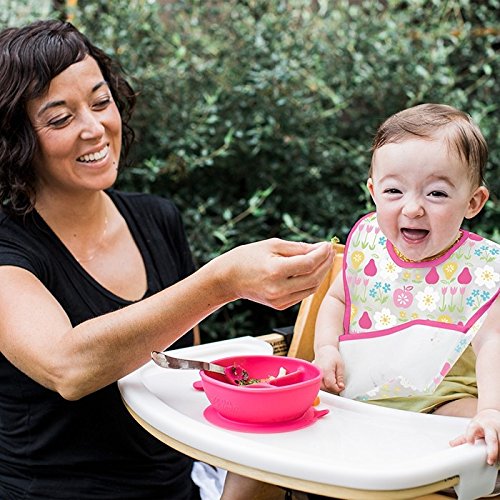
314,103 -> 499,467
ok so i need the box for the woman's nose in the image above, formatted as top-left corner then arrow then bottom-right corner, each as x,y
79,110 -> 105,140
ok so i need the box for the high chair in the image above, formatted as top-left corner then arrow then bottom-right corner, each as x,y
258,243 -> 499,500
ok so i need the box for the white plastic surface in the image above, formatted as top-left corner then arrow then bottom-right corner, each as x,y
118,337 -> 497,499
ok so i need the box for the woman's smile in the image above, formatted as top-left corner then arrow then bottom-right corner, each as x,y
77,144 -> 109,164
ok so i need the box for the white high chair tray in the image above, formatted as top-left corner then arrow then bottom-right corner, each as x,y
118,337 -> 497,499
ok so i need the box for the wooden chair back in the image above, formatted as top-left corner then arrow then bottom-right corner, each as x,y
287,243 -> 344,361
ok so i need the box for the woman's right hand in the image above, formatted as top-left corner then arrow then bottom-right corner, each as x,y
213,238 -> 334,310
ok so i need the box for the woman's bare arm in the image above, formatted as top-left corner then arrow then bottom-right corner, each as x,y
0,239 -> 333,400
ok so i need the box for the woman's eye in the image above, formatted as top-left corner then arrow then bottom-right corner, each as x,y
48,115 -> 71,128
93,97 -> 111,110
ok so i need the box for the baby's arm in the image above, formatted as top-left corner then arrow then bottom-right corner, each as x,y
450,295 -> 500,466
314,274 -> 346,394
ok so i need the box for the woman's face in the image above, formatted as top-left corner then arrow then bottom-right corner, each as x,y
26,55 -> 122,199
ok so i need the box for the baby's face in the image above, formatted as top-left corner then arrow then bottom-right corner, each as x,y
368,137 -> 487,261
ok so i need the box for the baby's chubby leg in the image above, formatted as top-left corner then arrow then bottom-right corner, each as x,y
433,397 -> 477,417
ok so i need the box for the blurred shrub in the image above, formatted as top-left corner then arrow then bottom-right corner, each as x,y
3,0 -> 499,341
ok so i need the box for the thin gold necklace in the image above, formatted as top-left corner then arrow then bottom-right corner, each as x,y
75,207 -> 109,264
394,231 -> 463,263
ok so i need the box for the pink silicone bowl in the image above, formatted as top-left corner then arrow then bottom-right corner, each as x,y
199,355 -> 322,424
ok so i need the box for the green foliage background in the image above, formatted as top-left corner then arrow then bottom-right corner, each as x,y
2,0 -> 499,341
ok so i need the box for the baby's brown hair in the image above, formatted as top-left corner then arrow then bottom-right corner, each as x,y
370,103 -> 488,188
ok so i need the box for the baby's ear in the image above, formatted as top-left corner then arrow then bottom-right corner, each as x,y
367,178 -> 375,199
465,185 -> 489,219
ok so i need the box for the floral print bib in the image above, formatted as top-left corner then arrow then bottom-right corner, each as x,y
338,213 -> 499,400
343,213 -> 499,336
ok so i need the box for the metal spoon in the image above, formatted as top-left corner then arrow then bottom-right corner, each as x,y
151,351 -> 247,385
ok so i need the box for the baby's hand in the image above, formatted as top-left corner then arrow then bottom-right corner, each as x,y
449,408 -> 500,466
314,345 -> 345,394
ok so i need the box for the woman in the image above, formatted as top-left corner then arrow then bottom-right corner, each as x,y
0,20 -> 334,499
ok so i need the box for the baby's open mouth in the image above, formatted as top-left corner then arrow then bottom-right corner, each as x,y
401,228 -> 429,241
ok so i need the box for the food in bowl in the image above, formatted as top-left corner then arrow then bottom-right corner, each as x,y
227,364 -> 287,386
199,355 -> 322,424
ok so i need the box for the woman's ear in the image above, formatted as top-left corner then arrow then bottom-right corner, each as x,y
465,185 -> 489,219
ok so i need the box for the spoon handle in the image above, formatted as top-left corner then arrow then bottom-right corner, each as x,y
151,351 -> 226,375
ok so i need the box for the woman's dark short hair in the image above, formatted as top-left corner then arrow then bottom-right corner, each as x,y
0,19 -> 136,215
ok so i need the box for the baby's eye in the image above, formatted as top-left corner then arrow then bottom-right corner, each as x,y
383,188 -> 402,194
429,191 -> 448,198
